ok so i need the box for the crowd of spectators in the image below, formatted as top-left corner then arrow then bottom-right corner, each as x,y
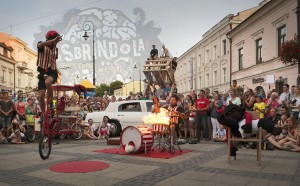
0,80 -> 299,152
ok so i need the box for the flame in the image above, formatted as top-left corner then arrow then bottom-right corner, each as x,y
143,108 -> 170,125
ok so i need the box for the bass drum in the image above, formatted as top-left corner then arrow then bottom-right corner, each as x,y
121,126 -> 154,153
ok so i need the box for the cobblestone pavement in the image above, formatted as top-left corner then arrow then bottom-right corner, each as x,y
0,138 -> 299,186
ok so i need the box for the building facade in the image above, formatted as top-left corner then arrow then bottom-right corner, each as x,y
175,7 -> 259,95
228,0 -> 297,92
0,32 -> 38,94
0,42 -> 17,93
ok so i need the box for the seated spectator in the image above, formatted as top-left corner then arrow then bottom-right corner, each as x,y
268,108 -> 281,126
83,123 -> 98,140
97,116 -> 111,139
227,88 -> 241,107
148,45 -> 158,60
265,92 -> 279,117
268,117 -> 298,150
8,118 -> 26,144
87,118 -> 100,137
213,124 -> 227,142
0,131 -> 8,144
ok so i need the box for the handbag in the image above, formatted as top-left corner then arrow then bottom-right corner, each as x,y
25,115 -> 35,124
216,105 -> 226,114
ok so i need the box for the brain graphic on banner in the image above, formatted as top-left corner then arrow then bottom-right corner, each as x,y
33,7 -> 162,85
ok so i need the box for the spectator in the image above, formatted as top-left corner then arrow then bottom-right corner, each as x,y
15,95 -> 27,126
253,94 -> 266,119
231,80 -> 243,97
161,44 -> 170,58
242,89 -> 255,111
0,91 -> 14,138
87,118 -> 100,137
148,45 -> 158,60
278,84 -> 291,108
227,88 -> 241,107
265,92 -> 279,117
187,95 -> 196,142
195,90 -> 210,141
213,124 -> 227,142
25,97 -> 36,127
210,92 -> 223,139
97,116 -> 111,139
268,108 -> 281,126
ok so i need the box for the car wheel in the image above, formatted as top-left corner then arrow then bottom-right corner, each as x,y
109,119 -> 122,137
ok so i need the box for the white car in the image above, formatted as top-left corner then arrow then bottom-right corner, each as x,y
85,100 -> 166,137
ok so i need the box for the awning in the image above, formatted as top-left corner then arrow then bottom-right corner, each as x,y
79,79 -> 96,89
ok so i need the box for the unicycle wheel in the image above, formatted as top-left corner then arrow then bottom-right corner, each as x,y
38,134 -> 52,160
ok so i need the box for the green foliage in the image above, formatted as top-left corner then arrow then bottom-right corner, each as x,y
95,81 -> 123,96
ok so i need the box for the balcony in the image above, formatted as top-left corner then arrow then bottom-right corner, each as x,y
17,61 -> 28,71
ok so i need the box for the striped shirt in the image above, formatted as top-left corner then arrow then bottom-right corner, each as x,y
37,41 -> 58,70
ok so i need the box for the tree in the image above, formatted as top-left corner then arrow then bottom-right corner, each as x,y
109,80 -> 123,95
96,84 -> 110,97
279,35 -> 300,65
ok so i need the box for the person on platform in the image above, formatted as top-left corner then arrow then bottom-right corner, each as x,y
161,44 -> 170,58
148,45 -> 158,60
36,30 -> 62,113
231,80 -> 243,98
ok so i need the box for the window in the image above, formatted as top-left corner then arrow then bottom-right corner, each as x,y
0,47 -> 3,55
199,54 -> 201,67
199,76 -> 202,88
7,51 -> 11,58
206,73 -> 209,87
213,45 -> 217,60
223,67 -> 227,83
278,25 -> 286,55
256,38 -> 262,64
206,49 -> 209,63
2,69 -> 5,82
9,71 -> 12,83
222,39 -> 226,55
213,70 -> 217,85
118,102 -> 141,112
238,48 -> 243,70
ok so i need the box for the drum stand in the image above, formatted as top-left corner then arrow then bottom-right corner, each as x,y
160,118 -> 182,155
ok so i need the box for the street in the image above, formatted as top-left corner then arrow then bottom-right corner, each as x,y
0,139 -> 299,186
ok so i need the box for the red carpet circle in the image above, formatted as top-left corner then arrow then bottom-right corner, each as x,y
49,161 -> 109,173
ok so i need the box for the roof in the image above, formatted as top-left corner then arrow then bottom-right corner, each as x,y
79,79 -> 96,89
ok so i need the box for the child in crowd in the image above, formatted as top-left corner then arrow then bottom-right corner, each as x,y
8,119 -> 26,144
275,124 -> 288,141
97,116 -> 111,139
83,123 -> 98,140
213,124 -> 227,142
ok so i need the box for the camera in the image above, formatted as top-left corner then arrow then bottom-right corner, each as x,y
291,98 -> 297,105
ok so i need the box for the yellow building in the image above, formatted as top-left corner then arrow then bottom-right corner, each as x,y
0,32 -> 38,94
113,80 -> 144,96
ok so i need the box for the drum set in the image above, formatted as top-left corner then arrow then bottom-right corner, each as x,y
118,115 -> 183,155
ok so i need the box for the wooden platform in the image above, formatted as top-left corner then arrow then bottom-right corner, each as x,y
107,137 -> 120,145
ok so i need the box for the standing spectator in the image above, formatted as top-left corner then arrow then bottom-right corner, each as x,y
195,90 -> 210,141
227,88 -> 241,107
15,95 -> 27,127
84,97 -> 94,113
25,97 -> 37,127
0,91 -> 14,138
242,89 -> 255,111
205,88 -> 213,140
210,92 -> 223,139
278,84 -> 291,108
253,94 -> 266,119
265,92 -> 279,117
187,95 -> 196,142
231,80 -> 243,97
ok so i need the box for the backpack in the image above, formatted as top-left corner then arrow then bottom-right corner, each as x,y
216,103 -> 226,114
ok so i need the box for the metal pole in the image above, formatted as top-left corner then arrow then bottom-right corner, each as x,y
139,61 -> 141,93
297,0 -> 300,86
92,28 -> 96,86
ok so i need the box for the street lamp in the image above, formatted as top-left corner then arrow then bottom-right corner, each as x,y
134,62 -> 142,93
82,21 -> 96,86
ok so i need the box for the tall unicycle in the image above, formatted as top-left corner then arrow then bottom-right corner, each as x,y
39,133 -> 52,160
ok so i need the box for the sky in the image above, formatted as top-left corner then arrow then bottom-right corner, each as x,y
0,0 -> 262,57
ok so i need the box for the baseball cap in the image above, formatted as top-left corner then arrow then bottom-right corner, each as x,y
256,93 -> 263,99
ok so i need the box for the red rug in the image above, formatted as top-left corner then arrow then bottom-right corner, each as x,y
49,161 -> 110,173
94,148 -> 191,159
